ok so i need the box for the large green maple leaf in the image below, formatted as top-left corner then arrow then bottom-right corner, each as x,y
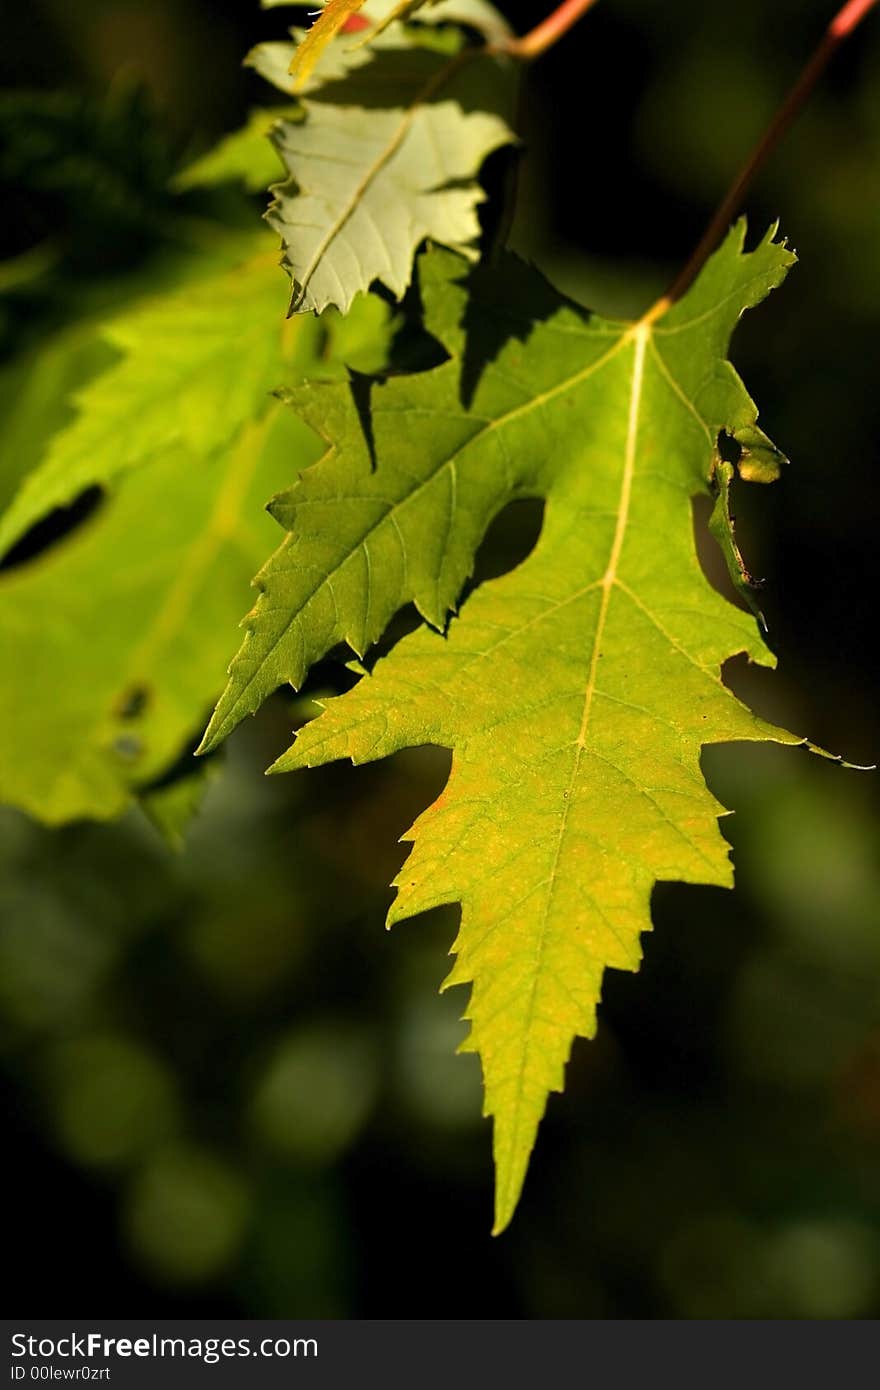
203,225 -> 806,1227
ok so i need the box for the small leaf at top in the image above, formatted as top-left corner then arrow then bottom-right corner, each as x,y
263,28 -> 516,315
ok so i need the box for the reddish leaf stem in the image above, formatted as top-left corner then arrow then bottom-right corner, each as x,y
831,0 -> 879,36
660,0 -> 880,308
502,0 -> 602,60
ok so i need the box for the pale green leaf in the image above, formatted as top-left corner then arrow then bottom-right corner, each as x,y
261,30 -> 516,314
248,0 -> 509,96
206,225 -> 805,1229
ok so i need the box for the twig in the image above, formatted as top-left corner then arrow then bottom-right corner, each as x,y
661,0 -> 880,307
501,0 -> 602,61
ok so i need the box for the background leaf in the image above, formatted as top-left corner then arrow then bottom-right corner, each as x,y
0,411 -> 311,822
173,107 -> 297,194
0,243 -> 393,822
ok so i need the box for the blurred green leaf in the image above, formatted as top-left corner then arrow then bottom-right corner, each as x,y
0,324 -> 115,516
0,411 -> 312,822
174,106 -> 297,194
0,238 -> 290,557
0,229 -> 394,824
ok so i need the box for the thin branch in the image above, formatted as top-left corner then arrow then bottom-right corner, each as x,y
501,0 -> 602,61
832,0 -> 880,37
661,0 -> 880,307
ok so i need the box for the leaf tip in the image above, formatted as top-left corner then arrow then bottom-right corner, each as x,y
800,735 -> 877,771
194,724 -> 219,759
196,689 -> 240,757
265,749 -> 292,775
491,1187 -> 517,1238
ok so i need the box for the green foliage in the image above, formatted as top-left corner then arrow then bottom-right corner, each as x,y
1,0 -> 865,1241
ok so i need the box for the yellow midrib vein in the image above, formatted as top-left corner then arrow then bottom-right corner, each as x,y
579,322 -> 648,747
495,325 -> 648,1227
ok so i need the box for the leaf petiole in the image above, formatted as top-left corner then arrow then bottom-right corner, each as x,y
499,0 -> 602,61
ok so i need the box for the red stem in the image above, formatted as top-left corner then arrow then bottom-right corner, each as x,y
502,0 -> 602,60
832,0 -> 879,36
662,0 -> 880,306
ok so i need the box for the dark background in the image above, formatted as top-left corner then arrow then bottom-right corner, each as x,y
2,0 -> 880,1318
